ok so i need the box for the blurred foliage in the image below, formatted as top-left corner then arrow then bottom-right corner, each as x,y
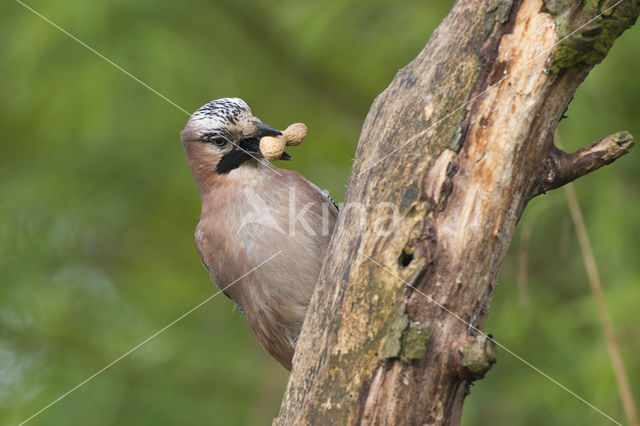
0,0 -> 638,425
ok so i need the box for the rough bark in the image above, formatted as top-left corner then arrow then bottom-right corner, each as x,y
276,0 -> 638,424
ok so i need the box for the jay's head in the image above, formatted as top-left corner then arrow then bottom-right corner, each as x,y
181,98 -> 284,175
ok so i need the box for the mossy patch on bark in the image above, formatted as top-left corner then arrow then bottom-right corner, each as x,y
380,303 -> 432,363
547,0 -> 640,73
461,335 -> 497,379
399,322 -> 432,363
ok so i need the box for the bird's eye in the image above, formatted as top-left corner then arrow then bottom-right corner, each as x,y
210,137 -> 227,147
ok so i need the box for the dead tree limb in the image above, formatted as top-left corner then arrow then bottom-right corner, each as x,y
536,131 -> 634,195
276,0 -> 639,424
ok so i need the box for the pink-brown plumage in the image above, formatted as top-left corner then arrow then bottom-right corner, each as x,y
181,98 -> 337,369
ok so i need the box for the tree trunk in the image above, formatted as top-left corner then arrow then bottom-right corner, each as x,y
276,0 -> 638,424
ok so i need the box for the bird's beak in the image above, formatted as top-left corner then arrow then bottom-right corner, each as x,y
238,123 -> 291,160
254,122 -> 282,138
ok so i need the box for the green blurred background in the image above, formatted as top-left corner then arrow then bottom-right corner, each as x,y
1,0 -> 638,425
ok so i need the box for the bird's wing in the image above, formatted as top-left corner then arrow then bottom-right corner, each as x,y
195,225 -> 245,315
308,181 -> 339,211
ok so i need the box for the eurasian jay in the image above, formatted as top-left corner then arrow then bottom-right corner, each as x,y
181,98 -> 338,370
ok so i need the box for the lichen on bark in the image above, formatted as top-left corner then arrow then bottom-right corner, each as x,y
380,303 -> 432,363
276,0 -> 638,423
548,0 -> 640,73
399,322 -> 432,363
461,335 -> 497,379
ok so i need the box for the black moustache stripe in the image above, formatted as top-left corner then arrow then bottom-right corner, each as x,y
216,150 -> 252,174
